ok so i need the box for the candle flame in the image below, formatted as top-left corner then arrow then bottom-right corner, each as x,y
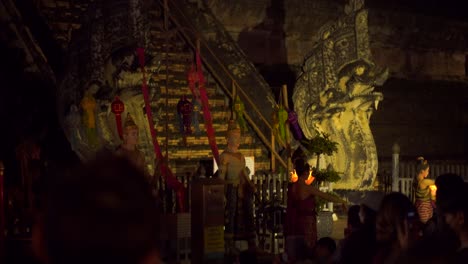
290,169 -> 298,183
305,170 -> 315,185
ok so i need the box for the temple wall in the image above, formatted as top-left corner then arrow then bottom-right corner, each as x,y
207,0 -> 468,81
370,78 -> 468,158
368,9 -> 468,82
206,0 -> 468,159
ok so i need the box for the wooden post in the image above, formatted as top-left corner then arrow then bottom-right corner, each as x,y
392,143 -> 400,192
0,161 -> 4,259
273,173 -> 277,194
231,81 -> 236,120
271,133 -> 276,172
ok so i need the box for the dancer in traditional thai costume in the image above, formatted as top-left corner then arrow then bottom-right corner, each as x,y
413,157 -> 436,224
285,150 -> 346,261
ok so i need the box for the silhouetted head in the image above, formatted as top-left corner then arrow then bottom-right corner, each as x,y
437,181 -> 468,234
416,157 -> 430,178
292,147 -> 310,177
376,192 -> 420,244
293,157 -> 310,178
347,205 -> 362,230
44,154 -> 160,264
315,237 -> 336,260
435,173 -> 464,209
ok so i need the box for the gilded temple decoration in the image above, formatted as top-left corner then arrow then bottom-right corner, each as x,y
293,0 -> 388,190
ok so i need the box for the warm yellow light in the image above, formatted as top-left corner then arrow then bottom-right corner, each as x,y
305,170 -> 315,185
430,185 -> 437,198
290,169 -> 298,183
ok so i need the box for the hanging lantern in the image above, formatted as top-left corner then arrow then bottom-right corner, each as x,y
111,96 -> 125,139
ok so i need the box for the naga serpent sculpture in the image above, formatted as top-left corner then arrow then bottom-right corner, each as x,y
293,1 -> 388,190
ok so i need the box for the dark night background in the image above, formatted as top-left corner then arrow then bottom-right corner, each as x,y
1,0 -> 467,189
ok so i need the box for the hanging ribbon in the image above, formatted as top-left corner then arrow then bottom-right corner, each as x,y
288,109 -> 303,140
187,50 -> 220,164
233,95 -> 248,133
272,108 -> 287,149
136,47 -> 186,212
192,96 -> 202,135
278,104 -> 288,143
111,96 -> 125,139
187,65 -> 199,98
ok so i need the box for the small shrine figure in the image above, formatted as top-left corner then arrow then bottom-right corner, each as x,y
177,96 -> 193,135
115,113 -> 145,173
218,120 -> 256,255
80,90 -> 98,148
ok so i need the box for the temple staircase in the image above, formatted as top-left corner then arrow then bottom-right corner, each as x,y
146,0 -> 279,176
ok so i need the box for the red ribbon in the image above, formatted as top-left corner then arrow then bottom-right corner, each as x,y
187,50 -> 220,164
136,48 -> 185,212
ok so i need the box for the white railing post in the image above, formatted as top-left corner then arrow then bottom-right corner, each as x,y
328,182 -> 334,212
273,173 -> 277,195
392,143 -> 400,192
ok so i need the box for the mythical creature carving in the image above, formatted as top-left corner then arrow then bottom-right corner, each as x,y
293,3 -> 388,190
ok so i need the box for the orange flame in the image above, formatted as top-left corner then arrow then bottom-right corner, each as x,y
290,169 -> 298,183
305,170 -> 315,185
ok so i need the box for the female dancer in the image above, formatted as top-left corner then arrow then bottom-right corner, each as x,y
413,157 -> 436,224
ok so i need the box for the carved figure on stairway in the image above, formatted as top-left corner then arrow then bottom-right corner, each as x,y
218,120 -> 256,255
292,3 -> 388,190
177,95 -> 193,135
115,113 -> 146,173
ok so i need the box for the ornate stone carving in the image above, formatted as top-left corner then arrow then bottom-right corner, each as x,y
57,0 -> 154,164
293,2 -> 388,190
